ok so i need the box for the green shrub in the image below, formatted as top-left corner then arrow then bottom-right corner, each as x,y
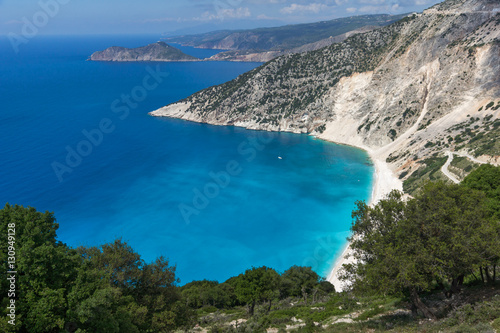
355,306 -> 386,321
454,324 -> 480,333
198,306 -> 219,315
492,317 -> 500,330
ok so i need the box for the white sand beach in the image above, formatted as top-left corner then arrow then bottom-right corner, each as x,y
326,148 -> 403,291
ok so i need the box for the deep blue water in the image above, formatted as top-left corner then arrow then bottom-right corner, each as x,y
0,34 -> 373,283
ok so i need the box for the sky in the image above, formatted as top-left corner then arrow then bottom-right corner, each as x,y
0,0 -> 443,36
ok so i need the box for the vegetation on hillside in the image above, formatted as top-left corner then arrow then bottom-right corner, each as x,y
343,173 -> 500,320
1,166 -> 499,332
90,42 -> 199,62
399,100 -> 500,195
178,19 -> 406,128
402,155 -> 450,194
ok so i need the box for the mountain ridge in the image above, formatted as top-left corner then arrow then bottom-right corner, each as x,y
165,14 -> 407,51
150,0 -> 500,195
165,14 -> 407,62
205,26 -> 379,63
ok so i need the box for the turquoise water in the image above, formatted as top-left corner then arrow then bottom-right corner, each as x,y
0,34 -> 373,283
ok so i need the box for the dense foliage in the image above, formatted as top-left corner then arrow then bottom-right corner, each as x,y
342,165 -> 500,320
0,204 -> 193,332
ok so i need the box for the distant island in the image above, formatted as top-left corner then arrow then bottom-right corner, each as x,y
89,41 -> 199,62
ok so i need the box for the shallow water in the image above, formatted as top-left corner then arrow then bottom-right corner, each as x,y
0,34 -> 373,283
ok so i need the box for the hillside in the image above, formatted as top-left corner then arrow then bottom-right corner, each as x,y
165,14 -> 406,61
151,0 -> 500,196
89,41 -> 199,62
166,14 -> 406,51
206,26 -> 378,63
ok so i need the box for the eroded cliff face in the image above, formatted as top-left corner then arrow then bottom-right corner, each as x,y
151,0 -> 500,183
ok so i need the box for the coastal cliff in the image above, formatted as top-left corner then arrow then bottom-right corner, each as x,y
90,42 -> 199,62
151,0 -> 500,194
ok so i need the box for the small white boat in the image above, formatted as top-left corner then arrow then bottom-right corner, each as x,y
278,156 -> 282,160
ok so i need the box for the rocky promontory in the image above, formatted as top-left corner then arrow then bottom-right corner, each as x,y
89,42 -> 199,62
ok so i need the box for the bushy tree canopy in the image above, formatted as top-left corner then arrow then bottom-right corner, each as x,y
342,174 -> 500,319
0,204 -> 189,332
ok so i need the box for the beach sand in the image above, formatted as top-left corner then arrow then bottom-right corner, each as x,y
326,149 -> 403,291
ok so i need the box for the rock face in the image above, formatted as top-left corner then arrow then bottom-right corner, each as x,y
151,0 -> 500,186
90,42 -> 199,62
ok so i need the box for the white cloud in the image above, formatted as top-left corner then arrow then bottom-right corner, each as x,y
359,5 -> 382,12
346,7 -> 358,13
195,7 -> 251,21
280,3 -> 329,15
257,14 -> 279,20
247,0 -> 287,3
220,7 -> 251,18
141,17 -> 182,23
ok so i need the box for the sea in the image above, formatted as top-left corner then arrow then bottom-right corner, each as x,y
0,34 -> 373,283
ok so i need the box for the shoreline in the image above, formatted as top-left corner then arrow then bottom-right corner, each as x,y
325,150 -> 402,291
149,108 -> 403,290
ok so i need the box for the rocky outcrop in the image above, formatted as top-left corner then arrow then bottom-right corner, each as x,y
151,0 -> 500,187
90,42 -> 199,62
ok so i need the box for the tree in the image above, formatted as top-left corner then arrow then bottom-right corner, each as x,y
230,266 -> 280,316
462,164 -> 500,217
66,241 -> 146,331
181,280 -> 221,308
462,165 -> 500,283
135,256 -> 180,311
0,204 -> 80,332
342,182 -> 498,319
281,266 -> 329,303
408,181 -> 499,292
0,204 -> 192,332
84,239 -> 143,292
73,287 -> 139,333
69,241 -> 188,332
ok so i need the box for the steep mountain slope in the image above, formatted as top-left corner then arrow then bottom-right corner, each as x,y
151,0 -> 500,192
90,42 -> 199,62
